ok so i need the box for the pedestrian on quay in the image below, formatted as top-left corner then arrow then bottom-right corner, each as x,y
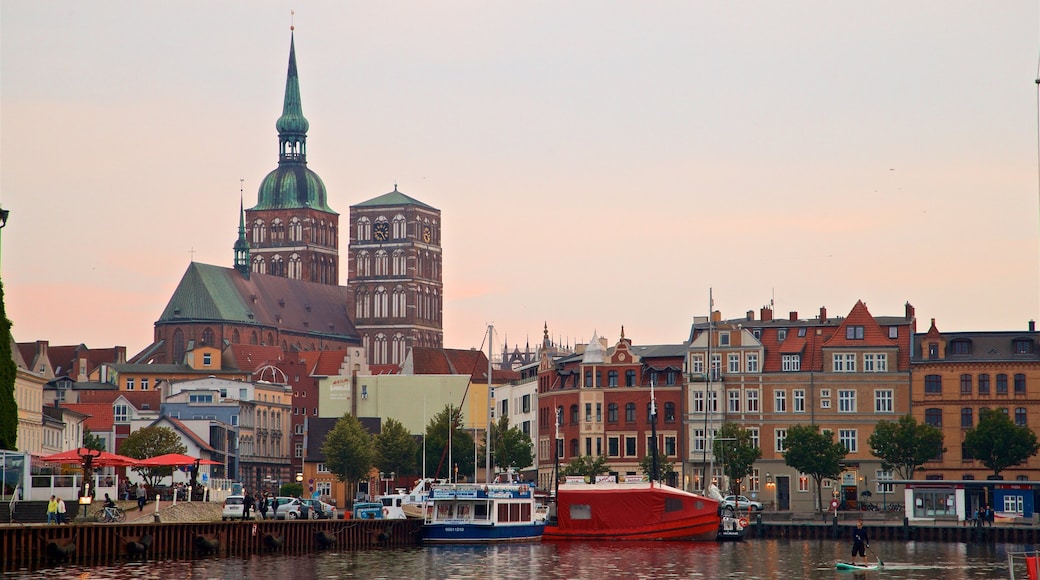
985,504 -> 995,527
137,484 -> 147,511
57,496 -> 67,524
272,497 -> 279,519
118,478 -> 127,501
851,519 -> 870,567
46,495 -> 58,525
243,490 -> 254,520
258,493 -> 269,520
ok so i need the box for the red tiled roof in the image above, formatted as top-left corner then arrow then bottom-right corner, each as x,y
157,417 -> 216,452
369,364 -> 400,375
61,403 -> 114,432
314,350 -> 349,376
78,390 -> 162,411
823,301 -> 894,348
778,336 -> 806,354
227,344 -> 288,373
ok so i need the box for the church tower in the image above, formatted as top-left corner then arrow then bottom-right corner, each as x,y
348,186 -> 443,365
244,31 -> 339,285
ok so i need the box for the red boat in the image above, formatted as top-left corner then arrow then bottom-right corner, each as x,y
543,480 -> 721,541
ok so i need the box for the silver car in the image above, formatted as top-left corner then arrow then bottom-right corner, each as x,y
222,495 -> 246,521
271,496 -> 303,519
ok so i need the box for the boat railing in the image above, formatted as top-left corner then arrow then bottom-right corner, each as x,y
1006,551 -> 1040,579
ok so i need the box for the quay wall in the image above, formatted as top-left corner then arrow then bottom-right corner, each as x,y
0,518 -> 423,571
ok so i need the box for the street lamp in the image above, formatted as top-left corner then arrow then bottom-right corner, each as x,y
765,473 -> 775,511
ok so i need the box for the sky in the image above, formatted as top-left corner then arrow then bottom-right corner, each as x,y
2,1 -> 1039,359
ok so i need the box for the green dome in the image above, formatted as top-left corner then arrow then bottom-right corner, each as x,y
254,164 -> 335,213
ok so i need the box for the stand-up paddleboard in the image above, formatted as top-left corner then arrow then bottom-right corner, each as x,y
835,561 -> 881,571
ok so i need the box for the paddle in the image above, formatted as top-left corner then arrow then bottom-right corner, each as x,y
866,544 -> 884,567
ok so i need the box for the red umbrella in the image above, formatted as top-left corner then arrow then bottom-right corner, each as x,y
137,453 -> 218,467
38,447 -> 139,467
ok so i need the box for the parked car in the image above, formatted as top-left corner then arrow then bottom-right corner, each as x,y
271,496 -> 303,519
720,495 -> 764,512
222,495 -> 246,521
300,498 -> 336,520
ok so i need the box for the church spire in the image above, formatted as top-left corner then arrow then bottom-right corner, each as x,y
234,180 -> 250,278
275,31 -> 309,165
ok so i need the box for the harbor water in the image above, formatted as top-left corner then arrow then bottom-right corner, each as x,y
3,539 -> 1030,579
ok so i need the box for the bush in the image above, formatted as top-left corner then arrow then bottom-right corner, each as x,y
280,483 -> 303,497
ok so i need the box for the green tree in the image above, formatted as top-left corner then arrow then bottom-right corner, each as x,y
868,414 -> 945,480
375,417 -> 418,477
486,416 -> 534,473
783,424 -> 848,511
561,455 -> 611,480
82,427 -> 106,451
322,413 -> 376,502
280,482 -> 303,497
120,426 -> 188,487
964,408 -> 1040,477
713,422 -> 763,495
638,452 -> 675,482
0,281 -> 17,451
419,405 -> 474,480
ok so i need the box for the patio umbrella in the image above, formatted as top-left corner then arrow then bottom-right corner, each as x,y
136,453 -> 219,467
38,447 -> 139,467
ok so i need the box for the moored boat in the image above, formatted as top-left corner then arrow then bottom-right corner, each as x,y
543,477 -> 721,541
421,482 -> 546,544
716,515 -> 747,541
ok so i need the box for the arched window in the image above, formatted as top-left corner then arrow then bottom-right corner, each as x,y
330,224 -> 337,247
607,371 -> 619,387
266,332 -> 274,345
289,217 -> 303,242
570,404 -> 579,425
392,250 -> 406,276
392,214 -> 406,239
570,439 -> 579,458
173,329 -> 185,363
271,218 -> 284,242
252,219 -> 266,244
625,403 -> 636,422
232,329 -> 240,344
356,251 -> 370,277
288,253 -> 302,279
432,289 -> 440,322
961,407 -> 973,428
373,287 -> 388,318
357,217 -> 370,241
201,327 -> 215,346
625,370 -> 636,386
355,288 -> 370,319
392,333 -> 406,364
607,403 -> 618,423
250,331 -> 259,345
924,408 -> 942,427
251,255 -> 266,274
392,286 -> 406,318
1016,407 -> 1028,426
374,334 -> 388,364
374,250 -> 388,276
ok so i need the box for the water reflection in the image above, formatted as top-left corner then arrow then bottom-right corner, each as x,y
4,539 -> 1026,579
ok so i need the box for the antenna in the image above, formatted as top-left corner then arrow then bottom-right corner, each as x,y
290,9 -> 295,31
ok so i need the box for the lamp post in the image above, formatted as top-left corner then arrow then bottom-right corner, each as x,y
765,472 -> 775,511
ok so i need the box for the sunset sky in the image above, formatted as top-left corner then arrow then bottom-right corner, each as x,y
2,2 -> 1038,359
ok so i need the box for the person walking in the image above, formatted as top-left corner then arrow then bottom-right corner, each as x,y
137,484 -> 147,511
242,490 -> 254,520
46,495 -> 58,525
851,519 -> 870,567
258,493 -> 269,520
57,496 -> 67,524
985,504 -> 995,527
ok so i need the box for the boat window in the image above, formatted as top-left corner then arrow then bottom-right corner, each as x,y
664,498 -> 683,513
474,502 -> 489,520
570,504 -> 592,520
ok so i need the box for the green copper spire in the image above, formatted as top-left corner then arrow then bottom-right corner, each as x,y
251,30 -> 335,213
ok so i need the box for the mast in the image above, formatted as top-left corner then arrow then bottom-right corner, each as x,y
486,324 -> 493,484
701,288 -> 713,490
650,375 -> 659,484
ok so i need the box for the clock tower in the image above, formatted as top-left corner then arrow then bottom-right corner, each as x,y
348,186 -> 443,365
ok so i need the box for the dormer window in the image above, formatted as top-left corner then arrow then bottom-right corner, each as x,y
718,332 -> 730,346
951,340 -> 971,355
846,326 -> 865,340
777,329 -> 787,342
1014,339 -> 1034,354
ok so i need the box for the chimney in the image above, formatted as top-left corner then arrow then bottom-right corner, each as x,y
116,346 -> 126,363
760,307 -> 773,322
1030,320 -> 1036,332
746,310 -> 755,321
789,311 -> 798,322
36,340 -> 49,360
905,302 -> 915,320
819,306 -> 827,322
712,310 -> 722,323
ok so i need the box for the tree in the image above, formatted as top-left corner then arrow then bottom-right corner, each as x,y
964,408 -> 1040,477
783,424 -> 847,511
280,482 -> 303,498
375,417 -> 418,477
0,281 -> 17,451
486,416 -> 534,474
120,426 -> 188,487
868,414 -> 945,480
561,455 -> 611,480
322,413 -> 376,503
419,404 -> 474,481
82,427 -> 106,452
638,453 -> 675,482
713,422 -> 762,495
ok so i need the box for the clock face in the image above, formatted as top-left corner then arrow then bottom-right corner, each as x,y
422,226 -> 432,243
373,222 -> 389,242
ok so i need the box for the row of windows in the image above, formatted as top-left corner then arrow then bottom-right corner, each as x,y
252,217 -> 337,247
926,373 -> 1027,395
694,351 -> 891,374
356,216 -> 438,244
554,434 -> 678,460
355,286 -> 441,322
694,389 -> 895,414
932,338 -> 1036,357
925,406 -> 1028,428
772,428 -> 859,454
251,253 -> 336,284
551,402 -> 678,426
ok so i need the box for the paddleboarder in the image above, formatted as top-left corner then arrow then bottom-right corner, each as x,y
851,519 -> 870,567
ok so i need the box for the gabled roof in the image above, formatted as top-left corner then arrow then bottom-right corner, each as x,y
297,350 -> 350,377
78,389 -> 162,411
351,186 -> 435,210
823,301 -> 894,348
157,262 -> 359,342
149,416 -> 216,453
408,347 -> 490,382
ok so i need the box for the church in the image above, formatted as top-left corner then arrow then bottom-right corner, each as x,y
135,30 -> 443,366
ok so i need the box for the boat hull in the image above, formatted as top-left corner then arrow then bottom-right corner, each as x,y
835,562 -> 881,571
422,522 -> 546,544
543,481 -> 721,542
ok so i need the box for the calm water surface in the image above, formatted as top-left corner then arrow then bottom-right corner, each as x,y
4,539 -> 1028,579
